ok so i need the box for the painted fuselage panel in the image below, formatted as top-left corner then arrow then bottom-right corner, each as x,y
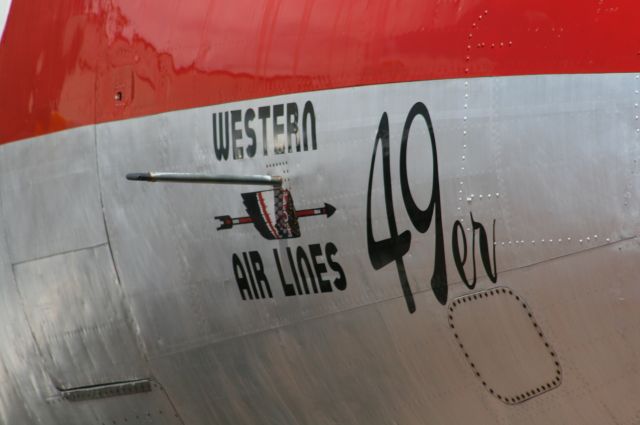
1,1 -> 640,424
1,0 -> 640,143
0,73 -> 637,424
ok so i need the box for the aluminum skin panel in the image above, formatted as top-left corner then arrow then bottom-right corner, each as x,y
13,244 -> 148,390
0,195 -> 40,424
89,73 -> 640,423
0,183 -> 97,425
149,237 -> 640,425
0,70 -> 637,425
0,125 -> 156,423
99,73 -> 636,352
0,126 -> 106,264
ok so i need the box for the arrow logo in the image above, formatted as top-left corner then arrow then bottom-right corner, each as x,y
215,203 -> 336,230
215,188 -> 336,240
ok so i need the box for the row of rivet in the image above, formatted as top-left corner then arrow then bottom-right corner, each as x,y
464,192 -> 500,202
496,234 -> 612,246
464,10 -> 514,74
633,74 -> 640,133
458,79 -> 470,214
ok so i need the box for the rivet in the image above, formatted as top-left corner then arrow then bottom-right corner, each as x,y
558,238 -> 562,243
579,239 -> 583,243
461,167 -> 465,171
606,238 -> 611,242
463,116 -> 468,121
594,235 -> 598,239
586,237 -> 590,241
465,93 -> 469,98
487,193 -> 491,198
479,194 -> 483,199
466,197 -> 472,202
541,239 -> 545,243
567,237 -> 572,241
496,192 -> 500,197
464,104 -> 468,109
463,144 -> 467,148
532,240 -> 535,244
463,130 -> 467,135
462,155 -> 466,160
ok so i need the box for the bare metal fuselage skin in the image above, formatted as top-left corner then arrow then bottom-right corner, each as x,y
2,2 -> 640,424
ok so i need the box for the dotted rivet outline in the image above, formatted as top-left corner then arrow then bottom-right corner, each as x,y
448,287 -> 562,405
265,160 -> 290,185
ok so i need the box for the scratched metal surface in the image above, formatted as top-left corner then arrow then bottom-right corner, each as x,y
1,73 -> 640,424
14,245 -> 148,389
0,127 -> 107,264
0,127 -> 167,424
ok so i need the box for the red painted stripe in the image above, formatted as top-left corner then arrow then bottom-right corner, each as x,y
257,192 -> 278,239
296,209 -> 319,218
1,0 -> 640,143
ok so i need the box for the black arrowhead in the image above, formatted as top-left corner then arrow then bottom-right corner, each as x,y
324,203 -> 336,217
